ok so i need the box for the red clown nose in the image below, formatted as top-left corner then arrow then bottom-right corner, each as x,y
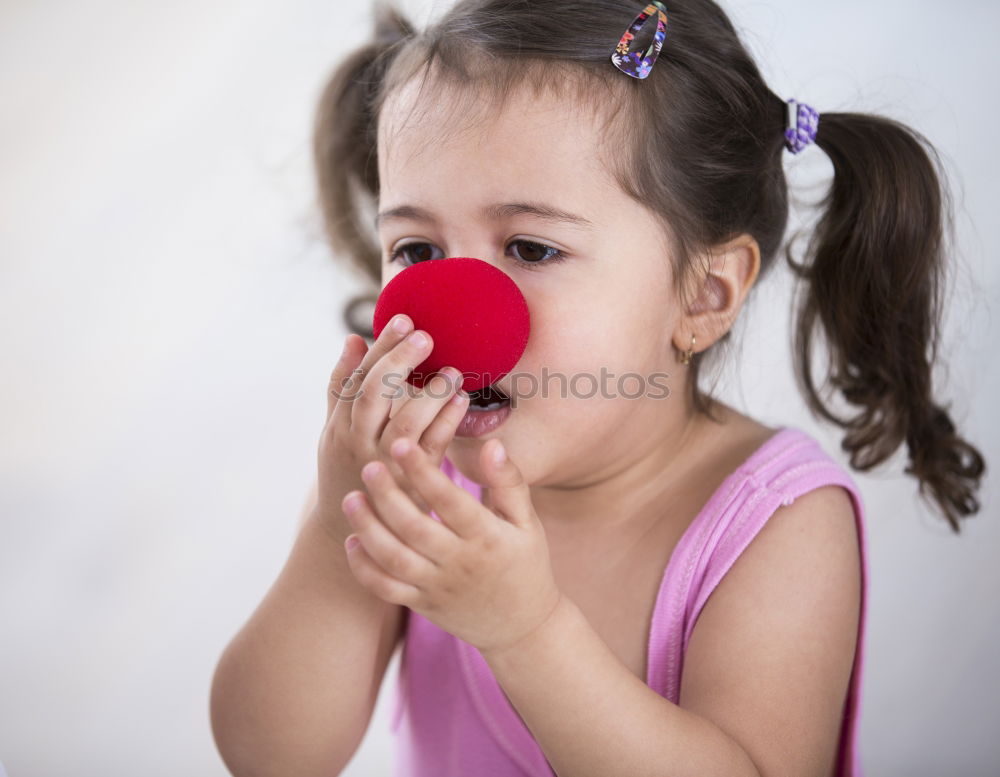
372,257 -> 530,391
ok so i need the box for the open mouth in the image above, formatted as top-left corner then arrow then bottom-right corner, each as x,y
466,382 -> 512,411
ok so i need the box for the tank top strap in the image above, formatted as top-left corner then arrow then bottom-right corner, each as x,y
685,427 -> 866,655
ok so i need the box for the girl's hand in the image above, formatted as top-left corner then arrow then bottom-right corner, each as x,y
341,436 -> 563,656
313,315 -> 469,546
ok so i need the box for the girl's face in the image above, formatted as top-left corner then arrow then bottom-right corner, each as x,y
376,79 -> 690,489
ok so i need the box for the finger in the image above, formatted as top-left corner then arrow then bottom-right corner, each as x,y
387,380 -> 420,421
350,328 -> 434,443
344,533 -> 421,607
359,460 -> 458,564
341,487 -> 438,589
360,382 -> 431,514
330,313 -> 415,431
383,367 -> 463,457
371,390 -> 436,514
419,386 -> 471,461
478,440 -> 536,529
326,334 -> 365,420
382,377 -> 468,501
388,438 -> 485,539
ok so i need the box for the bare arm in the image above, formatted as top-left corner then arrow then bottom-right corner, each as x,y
210,479 -> 406,777
209,320 -> 466,776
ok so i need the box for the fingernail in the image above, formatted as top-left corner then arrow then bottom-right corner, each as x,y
392,315 -> 411,335
409,331 -> 429,349
438,367 -> 462,389
493,441 -> 506,465
345,535 -> 360,552
343,492 -> 362,513
361,461 -> 381,482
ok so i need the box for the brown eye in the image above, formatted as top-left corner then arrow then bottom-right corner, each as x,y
389,243 -> 444,265
508,240 -> 566,266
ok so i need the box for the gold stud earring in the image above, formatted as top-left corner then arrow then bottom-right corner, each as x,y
680,333 -> 696,365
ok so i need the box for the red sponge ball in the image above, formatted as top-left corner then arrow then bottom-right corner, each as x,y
372,257 -> 530,391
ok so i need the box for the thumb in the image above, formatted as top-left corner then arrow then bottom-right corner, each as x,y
480,439 -> 534,528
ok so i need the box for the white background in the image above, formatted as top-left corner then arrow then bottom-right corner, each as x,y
1,0 -> 997,775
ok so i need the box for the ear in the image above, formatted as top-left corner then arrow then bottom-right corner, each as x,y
672,233 -> 761,357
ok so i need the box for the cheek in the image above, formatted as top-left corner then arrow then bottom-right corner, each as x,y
512,325 -> 630,404
522,291 -> 643,365
516,327 -> 671,413
519,307 -> 604,372
514,274 -> 670,388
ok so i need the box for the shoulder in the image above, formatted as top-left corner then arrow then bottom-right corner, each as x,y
678,482 -> 862,777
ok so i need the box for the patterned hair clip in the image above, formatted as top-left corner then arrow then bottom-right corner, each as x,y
611,1 -> 669,80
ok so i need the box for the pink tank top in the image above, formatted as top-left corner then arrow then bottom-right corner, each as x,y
390,425 -> 868,776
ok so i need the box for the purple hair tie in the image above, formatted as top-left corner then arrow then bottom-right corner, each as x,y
785,98 -> 820,154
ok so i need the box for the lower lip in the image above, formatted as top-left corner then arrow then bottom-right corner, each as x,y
456,401 -> 512,437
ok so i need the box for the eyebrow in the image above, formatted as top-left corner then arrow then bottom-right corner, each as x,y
374,201 -> 596,231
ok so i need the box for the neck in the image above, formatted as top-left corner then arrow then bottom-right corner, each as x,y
528,402 -> 714,549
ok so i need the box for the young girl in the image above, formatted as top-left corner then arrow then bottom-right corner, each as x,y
210,1 -> 986,775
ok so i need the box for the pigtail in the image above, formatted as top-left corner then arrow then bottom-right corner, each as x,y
788,112 -> 985,532
312,0 -> 414,339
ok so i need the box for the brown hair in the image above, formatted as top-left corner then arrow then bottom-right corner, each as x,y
312,0 -> 985,532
